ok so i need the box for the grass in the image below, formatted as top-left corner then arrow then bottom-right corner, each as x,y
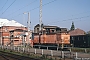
71,48 -> 90,53
0,48 -> 55,60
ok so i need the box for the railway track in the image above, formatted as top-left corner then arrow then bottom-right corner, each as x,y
0,51 -> 41,60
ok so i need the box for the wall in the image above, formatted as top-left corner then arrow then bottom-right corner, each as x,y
0,26 -> 27,46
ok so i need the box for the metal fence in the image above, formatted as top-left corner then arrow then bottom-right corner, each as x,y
0,45 -> 79,59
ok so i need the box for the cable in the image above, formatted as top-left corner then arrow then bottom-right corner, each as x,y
0,0 -> 8,11
42,0 -> 57,6
47,15 -> 90,24
29,0 -> 57,11
0,0 -> 16,17
11,0 -> 57,19
7,0 -> 37,17
5,0 -> 90,25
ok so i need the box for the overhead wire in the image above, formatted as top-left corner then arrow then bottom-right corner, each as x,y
11,0 -> 57,19
11,0 -> 90,22
29,0 -> 57,11
0,0 -> 16,17
42,0 -> 57,6
6,0 -> 37,17
46,10 -> 90,24
2,0 -> 89,24
0,0 -> 8,11
47,15 -> 90,24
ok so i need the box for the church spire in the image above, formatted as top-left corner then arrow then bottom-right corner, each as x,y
70,21 -> 75,30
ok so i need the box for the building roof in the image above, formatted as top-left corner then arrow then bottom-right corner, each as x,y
10,29 -> 27,32
34,24 -> 59,28
0,18 -> 25,27
69,28 -> 86,36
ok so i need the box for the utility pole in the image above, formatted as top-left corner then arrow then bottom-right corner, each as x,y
23,12 -> 31,46
28,12 -> 30,32
27,12 -> 30,46
39,0 -> 42,44
23,13 -> 25,47
39,0 -> 42,31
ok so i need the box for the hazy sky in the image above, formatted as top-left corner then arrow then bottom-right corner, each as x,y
0,0 -> 90,32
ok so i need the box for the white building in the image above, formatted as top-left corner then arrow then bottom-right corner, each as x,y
0,18 -> 25,27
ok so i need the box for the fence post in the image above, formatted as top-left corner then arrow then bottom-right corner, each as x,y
42,49 -> 43,55
14,46 -> 15,50
35,49 -> 36,54
76,52 -> 77,58
10,46 -> 12,50
18,47 -> 19,52
70,48 -> 71,58
85,49 -> 87,53
23,47 -> 24,52
57,47 -> 58,51
62,51 -> 64,58
70,48 -> 71,52
2,45 -> 3,49
47,47 -> 48,50
28,48 -> 29,52
51,50 -> 53,56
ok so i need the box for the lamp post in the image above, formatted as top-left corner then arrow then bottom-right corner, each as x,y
23,12 -> 31,46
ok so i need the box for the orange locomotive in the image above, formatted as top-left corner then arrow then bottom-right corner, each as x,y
33,32 -> 70,47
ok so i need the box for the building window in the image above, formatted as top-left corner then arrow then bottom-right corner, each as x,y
72,37 -> 74,40
5,28 -> 8,32
84,41 -> 86,43
83,37 -> 84,40
15,40 -> 19,41
46,28 -> 50,33
37,28 -> 39,33
78,37 -> 79,40
52,30 -> 54,32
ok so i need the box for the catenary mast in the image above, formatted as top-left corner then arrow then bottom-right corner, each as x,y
39,0 -> 42,43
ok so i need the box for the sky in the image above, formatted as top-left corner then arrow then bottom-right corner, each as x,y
0,0 -> 90,32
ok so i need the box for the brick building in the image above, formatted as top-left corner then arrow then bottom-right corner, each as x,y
0,26 -> 28,46
0,19 -> 33,46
